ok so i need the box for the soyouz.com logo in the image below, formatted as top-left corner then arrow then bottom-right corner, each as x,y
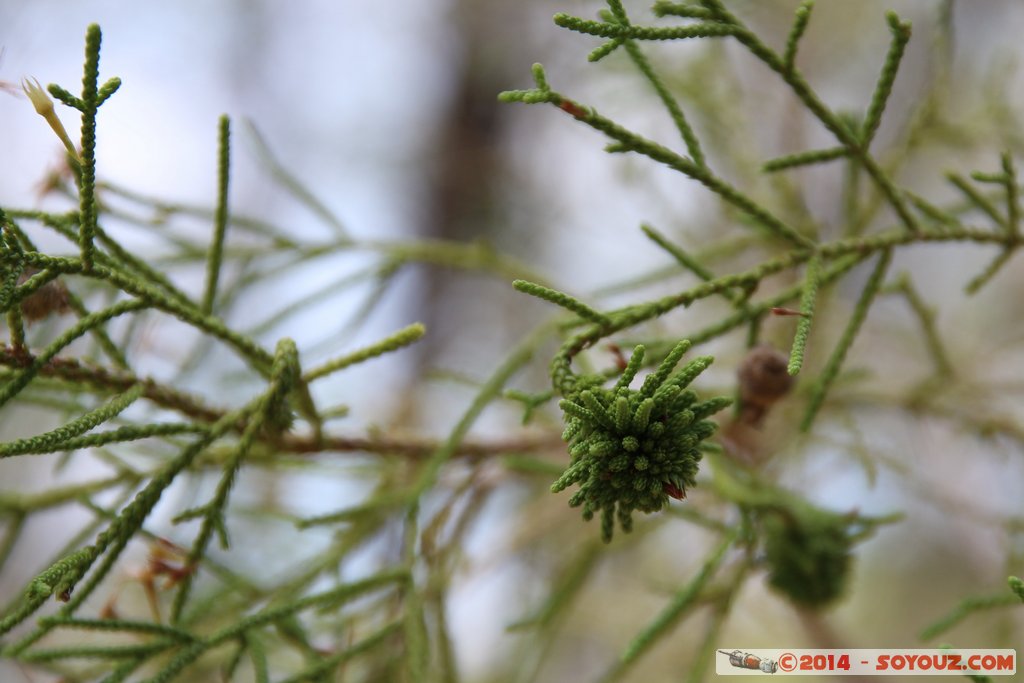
716,649 -> 1016,676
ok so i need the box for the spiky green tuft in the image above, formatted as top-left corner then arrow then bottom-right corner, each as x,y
551,342 -> 730,542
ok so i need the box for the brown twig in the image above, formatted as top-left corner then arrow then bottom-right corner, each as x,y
0,345 -> 564,459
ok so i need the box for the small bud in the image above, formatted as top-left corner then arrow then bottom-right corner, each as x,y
606,342 -> 628,371
21,77 -> 80,162
21,76 -> 53,116
663,481 -> 686,500
558,99 -> 588,119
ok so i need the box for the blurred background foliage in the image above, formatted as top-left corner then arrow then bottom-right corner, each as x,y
1,1 -> 1023,681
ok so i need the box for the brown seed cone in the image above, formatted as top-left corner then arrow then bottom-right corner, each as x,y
737,344 -> 793,427
17,267 -> 71,322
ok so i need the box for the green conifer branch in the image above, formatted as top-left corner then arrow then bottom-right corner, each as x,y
920,592 -> 1021,640
295,491 -> 410,529
641,223 -> 715,281
947,172 -> 1007,230
2,421 -> 239,652
7,266 -> 62,304
244,119 -> 351,241
512,542 -> 603,632
7,214 -> 168,365
1010,576 -> 1024,602
97,77 -> 122,105
1,9 -> 1022,678
965,247 -> 1016,294
302,322 -> 426,382
0,474 -> 135,517
0,383 -> 144,457
513,280 -> 612,325
0,345 -> 228,424
603,0 -> 706,167
608,526 -> 739,680
45,83 -> 82,111
801,248 -> 892,430
861,12 -> 912,147
588,37 -> 624,62
5,307 -> 26,353
787,253 -> 822,375
275,622 -> 403,683
50,423 -> 206,452
553,13 -> 735,41
0,299 -> 148,410
884,272 -> 953,376
76,24 -> 109,273
500,72 -> 815,248
535,220 -> 1009,421
39,616 -> 197,642
783,1 -> 814,75
657,2 -> 923,233
684,252 -> 867,347
1000,153 -> 1020,237
639,223 -> 760,316
0,220 -> 22,309
18,252 -> 276,373
622,39 -> 706,167
650,2 -> 719,21
905,190 -> 959,226
170,339 -> 300,623
141,571 -> 407,683
202,115 -> 232,315
763,146 -> 848,173
18,640 -> 178,663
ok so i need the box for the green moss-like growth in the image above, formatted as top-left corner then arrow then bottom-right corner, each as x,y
551,342 -> 731,542
762,506 -> 857,607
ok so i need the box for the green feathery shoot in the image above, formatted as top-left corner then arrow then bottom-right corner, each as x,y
801,248 -> 892,430
610,526 -> 739,678
920,589 -> 1023,641
1010,576 -> 1024,602
302,322 -> 426,382
763,146 -> 847,173
0,383 -> 144,457
640,223 -> 715,281
861,11 -> 912,147
884,273 -> 953,376
787,253 -> 822,375
513,279 -> 612,325
202,115 -> 232,315
947,172 -> 1006,229
783,1 -> 814,75
75,24 -> 117,272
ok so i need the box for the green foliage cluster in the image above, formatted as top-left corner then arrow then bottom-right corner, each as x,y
502,0 -> 1021,675
761,505 -> 856,607
1,23 -> 433,683
549,340 -> 730,542
0,2 -> 1022,682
